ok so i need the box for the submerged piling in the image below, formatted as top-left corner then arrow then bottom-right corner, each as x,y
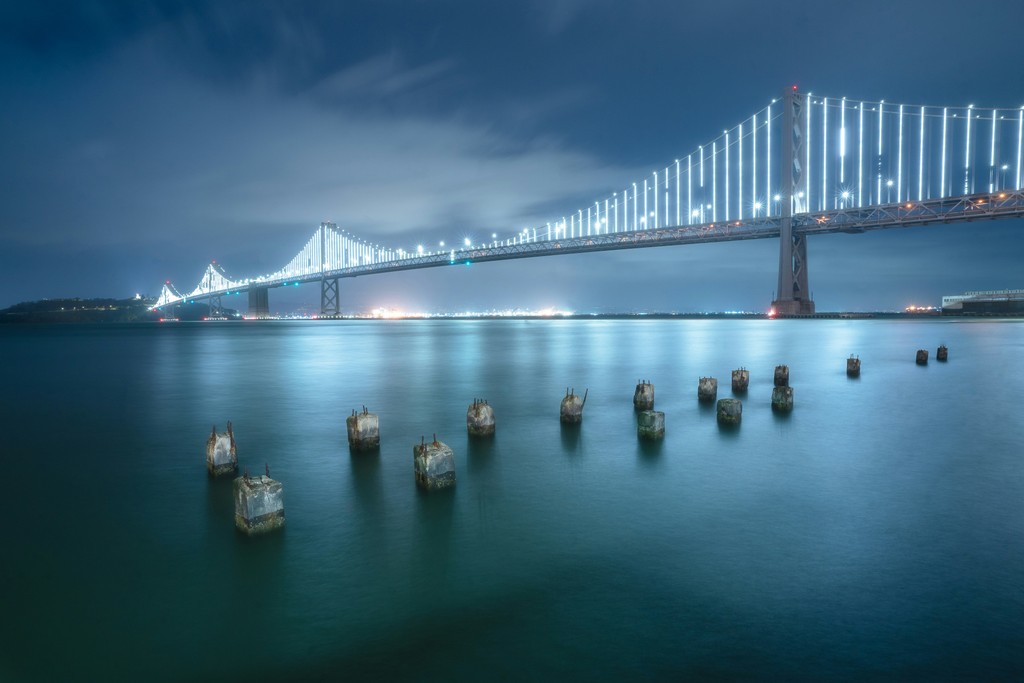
233,468 -> 285,535
731,368 -> 749,393
916,349 -> 929,365
467,398 -> 495,436
771,386 -> 794,412
717,398 -> 742,426
633,380 -> 654,411
847,355 -> 861,377
206,422 -> 237,477
774,365 -> 790,387
413,435 -> 456,489
697,377 -> 717,403
937,345 -> 948,362
346,406 -> 380,452
560,388 -> 588,424
637,410 -> 665,440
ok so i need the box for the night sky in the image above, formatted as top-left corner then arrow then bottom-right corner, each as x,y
2,0 -> 1022,313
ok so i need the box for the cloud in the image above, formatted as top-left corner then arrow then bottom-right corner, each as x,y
529,0 -> 593,35
0,37 -> 644,292
310,51 -> 457,103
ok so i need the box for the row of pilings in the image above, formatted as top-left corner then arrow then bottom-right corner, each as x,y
207,345 -> 951,536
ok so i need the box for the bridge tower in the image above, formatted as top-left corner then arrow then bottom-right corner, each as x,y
320,221 -> 340,317
772,87 -> 815,315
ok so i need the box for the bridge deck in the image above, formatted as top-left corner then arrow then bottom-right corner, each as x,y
164,190 -> 1024,305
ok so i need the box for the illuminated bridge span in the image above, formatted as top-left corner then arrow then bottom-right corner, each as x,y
154,88 -> 1024,316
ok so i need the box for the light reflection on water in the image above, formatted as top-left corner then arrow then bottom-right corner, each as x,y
1,318 -> 1022,682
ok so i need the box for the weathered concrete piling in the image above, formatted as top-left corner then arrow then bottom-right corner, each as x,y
847,355 -> 861,377
560,388 -> 588,424
774,365 -> 790,387
637,410 -> 665,440
916,349 -> 929,365
633,380 -> 654,410
717,398 -> 742,426
346,406 -> 380,452
771,386 -> 794,412
234,467 -> 284,535
467,398 -> 495,436
413,435 -> 456,489
697,377 -> 718,403
731,368 -> 749,393
206,422 -> 237,477
937,345 -> 949,362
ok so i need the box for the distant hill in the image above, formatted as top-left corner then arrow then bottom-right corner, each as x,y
0,297 -> 161,323
0,297 -> 243,323
5,297 -> 202,322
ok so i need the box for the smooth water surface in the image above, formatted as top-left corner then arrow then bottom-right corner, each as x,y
1,319 -> 1022,682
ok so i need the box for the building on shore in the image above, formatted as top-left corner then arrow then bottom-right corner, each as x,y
941,289 -> 1024,315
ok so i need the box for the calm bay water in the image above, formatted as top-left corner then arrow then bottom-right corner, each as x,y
1,318 -> 1022,682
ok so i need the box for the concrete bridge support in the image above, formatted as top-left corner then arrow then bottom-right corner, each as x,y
773,87 -> 815,315
248,286 -> 270,318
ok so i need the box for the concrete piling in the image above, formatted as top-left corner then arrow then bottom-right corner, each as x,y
560,388 -> 588,424
916,349 -> 928,365
413,435 -> 456,489
637,410 -> 665,440
847,355 -> 861,377
234,468 -> 285,535
717,398 -> 742,426
774,365 -> 790,387
771,386 -> 794,412
206,422 -> 237,477
346,406 -> 380,452
697,377 -> 717,403
467,398 -> 495,436
633,380 -> 654,410
731,368 -> 749,393
937,345 -> 948,362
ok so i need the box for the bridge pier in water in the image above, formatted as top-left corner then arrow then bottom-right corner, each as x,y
772,87 -> 815,315
321,277 -> 340,318
208,295 -> 222,318
248,286 -> 270,318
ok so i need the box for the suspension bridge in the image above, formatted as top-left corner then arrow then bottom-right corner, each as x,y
153,87 -> 1024,317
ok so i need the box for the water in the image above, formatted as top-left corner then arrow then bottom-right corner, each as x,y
1,319 -> 1022,682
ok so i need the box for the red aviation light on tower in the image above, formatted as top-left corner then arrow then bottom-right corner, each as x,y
792,84 -> 798,92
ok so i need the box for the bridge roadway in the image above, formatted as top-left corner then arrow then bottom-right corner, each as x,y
186,189 -> 1024,304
